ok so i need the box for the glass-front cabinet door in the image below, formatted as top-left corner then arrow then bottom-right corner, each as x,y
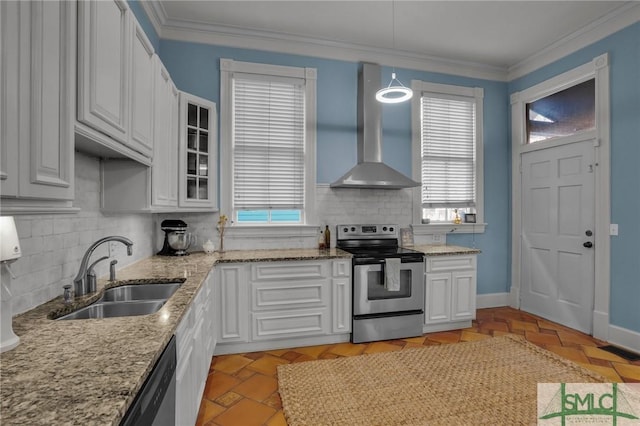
179,92 -> 217,209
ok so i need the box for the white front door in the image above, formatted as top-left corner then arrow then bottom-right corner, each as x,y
520,140 -> 595,334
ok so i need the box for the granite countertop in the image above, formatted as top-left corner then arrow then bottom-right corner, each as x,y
0,248 -> 350,426
411,244 -> 481,256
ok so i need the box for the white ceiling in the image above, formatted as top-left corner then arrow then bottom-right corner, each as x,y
151,1 -> 635,79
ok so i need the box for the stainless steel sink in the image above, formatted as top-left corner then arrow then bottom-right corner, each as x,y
98,282 -> 182,302
58,301 -> 166,320
57,282 -> 183,321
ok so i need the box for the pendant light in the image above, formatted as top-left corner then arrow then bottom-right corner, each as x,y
376,0 -> 413,104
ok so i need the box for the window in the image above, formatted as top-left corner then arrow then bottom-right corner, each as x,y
411,81 -> 484,227
220,59 -> 317,225
526,78 -> 595,143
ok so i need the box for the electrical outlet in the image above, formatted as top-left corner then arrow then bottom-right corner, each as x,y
610,224 -> 618,236
432,233 -> 443,243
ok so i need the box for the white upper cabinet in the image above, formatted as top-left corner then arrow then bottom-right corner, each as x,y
77,0 -> 154,160
0,0 -> 75,212
77,0 -> 130,144
129,22 -> 155,158
178,92 -> 218,209
152,57 -> 179,208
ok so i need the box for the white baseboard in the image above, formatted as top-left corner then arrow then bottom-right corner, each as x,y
476,292 -> 510,309
607,324 -> 640,354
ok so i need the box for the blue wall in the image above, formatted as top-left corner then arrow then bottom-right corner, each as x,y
134,2 -> 639,334
158,40 -> 511,297
510,22 -> 640,333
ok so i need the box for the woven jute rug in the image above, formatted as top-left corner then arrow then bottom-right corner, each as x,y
277,334 -> 606,425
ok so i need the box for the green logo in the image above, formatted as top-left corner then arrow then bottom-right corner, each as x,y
539,383 -> 639,425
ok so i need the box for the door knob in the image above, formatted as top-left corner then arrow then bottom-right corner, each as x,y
583,241 -> 593,248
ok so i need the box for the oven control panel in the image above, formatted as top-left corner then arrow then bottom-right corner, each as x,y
337,224 -> 398,239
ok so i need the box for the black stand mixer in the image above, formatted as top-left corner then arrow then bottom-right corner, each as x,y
158,220 -> 190,256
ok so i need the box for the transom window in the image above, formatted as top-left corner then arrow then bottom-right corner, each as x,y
411,81 -> 484,225
526,78 -> 595,143
220,59 -> 317,225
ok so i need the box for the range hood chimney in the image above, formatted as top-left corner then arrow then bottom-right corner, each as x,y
330,63 -> 419,189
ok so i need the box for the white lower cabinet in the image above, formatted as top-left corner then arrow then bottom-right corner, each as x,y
175,272 -> 215,426
424,255 -> 477,333
215,259 -> 352,354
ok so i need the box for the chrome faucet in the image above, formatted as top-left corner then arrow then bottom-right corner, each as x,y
73,236 -> 133,296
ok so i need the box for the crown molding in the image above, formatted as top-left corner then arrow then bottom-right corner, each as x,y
140,1 -> 638,83
508,2 -> 640,81
157,19 -> 509,81
140,0 -> 166,38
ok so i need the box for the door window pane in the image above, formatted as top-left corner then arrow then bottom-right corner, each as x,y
188,104 -> 198,127
199,155 -> 208,176
526,79 -> 595,143
187,177 -> 196,199
199,132 -> 208,153
187,128 -> 197,150
200,107 -> 209,129
198,178 -> 208,199
187,153 -> 197,175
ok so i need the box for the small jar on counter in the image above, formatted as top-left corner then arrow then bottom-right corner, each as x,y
63,285 -> 73,304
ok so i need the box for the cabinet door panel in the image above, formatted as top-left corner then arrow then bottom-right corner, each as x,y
151,58 -> 178,207
332,277 -> 351,333
451,270 -> 476,321
0,1 -> 19,197
216,265 -> 249,342
252,280 -> 328,311
425,272 -> 451,324
129,22 -> 154,157
251,308 -> 328,340
20,0 -> 74,199
252,261 -> 328,281
77,0 -> 129,143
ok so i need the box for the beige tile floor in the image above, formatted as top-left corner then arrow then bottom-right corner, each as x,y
196,307 -> 640,426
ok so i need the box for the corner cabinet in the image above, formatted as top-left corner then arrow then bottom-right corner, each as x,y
214,259 -> 352,355
175,271 -> 216,426
178,93 -> 218,209
424,254 -> 477,333
0,0 -> 76,214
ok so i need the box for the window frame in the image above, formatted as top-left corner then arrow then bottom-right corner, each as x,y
220,58 -> 317,233
410,80 -> 485,234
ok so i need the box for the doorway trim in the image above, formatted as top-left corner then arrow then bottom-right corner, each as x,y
509,53 -> 611,340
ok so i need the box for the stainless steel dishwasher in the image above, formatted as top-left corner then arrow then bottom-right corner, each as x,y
121,335 -> 176,426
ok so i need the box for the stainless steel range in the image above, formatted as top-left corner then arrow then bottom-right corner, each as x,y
337,224 -> 425,343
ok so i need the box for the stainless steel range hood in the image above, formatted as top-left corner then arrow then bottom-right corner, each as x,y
330,63 -> 419,189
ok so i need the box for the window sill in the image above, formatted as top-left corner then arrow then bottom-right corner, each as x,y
225,225 -> 320,239
412,223 -> 486,234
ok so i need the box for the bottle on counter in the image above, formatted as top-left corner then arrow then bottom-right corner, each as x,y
318,230 -> 326,250
324,225 -> 331,249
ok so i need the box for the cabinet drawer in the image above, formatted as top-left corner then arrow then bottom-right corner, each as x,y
251,308 -> 329,340
252,261 -> 328,281
251,280 -> 329,311
427,255 -> 476,272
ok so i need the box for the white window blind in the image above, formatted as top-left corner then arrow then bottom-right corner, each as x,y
421,94 -> 476,208
233,74 -> 305,210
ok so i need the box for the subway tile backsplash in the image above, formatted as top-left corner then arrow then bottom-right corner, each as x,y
6,152 -> 155,315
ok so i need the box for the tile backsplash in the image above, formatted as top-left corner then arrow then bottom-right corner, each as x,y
5,152 -> 154,315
